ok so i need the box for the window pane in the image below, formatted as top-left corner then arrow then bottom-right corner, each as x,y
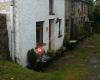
36,21 -> 43,45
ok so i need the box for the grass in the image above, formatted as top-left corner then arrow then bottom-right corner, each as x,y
73,34 -> 100,62
0,61 -> 88,80
49,64 -> 88,80
0,61 -> 51,80
0,34 -> 100,80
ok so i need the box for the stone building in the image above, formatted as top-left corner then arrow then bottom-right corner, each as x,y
8,0 -> 65,66
0,0 -> 90,66
65,0 -> 89,40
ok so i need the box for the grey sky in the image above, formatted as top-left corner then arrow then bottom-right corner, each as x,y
0,0 -> 11,2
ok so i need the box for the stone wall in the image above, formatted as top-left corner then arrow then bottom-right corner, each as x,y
0,14 -> 10,60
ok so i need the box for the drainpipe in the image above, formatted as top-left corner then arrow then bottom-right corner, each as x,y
10,0 -> 16,62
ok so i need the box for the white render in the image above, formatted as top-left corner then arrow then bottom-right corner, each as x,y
9,0 -> 65,66
0,0 -> 89,67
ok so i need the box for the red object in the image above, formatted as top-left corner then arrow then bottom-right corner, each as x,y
34,46 -> 45,57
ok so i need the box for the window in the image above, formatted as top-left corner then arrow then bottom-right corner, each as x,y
36,21 -> 43,45
58,19 -> 62,38
49,0 -> 55,15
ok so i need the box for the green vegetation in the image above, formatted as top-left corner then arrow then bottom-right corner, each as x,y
87,0 -> 100,33
0,61 -> 51,80
93,4 -> 100,33
47,49 -> 55,57
0,61 -> 89,80
27,49 -> 37,66
63,34 -> 69,48
0,34 -> 100,80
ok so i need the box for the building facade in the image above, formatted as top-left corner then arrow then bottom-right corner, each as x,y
65,0 -> 89,40
0,0 -> 90,66
8,0 -> 65,66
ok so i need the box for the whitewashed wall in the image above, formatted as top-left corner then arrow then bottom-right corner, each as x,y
14,0 -> 65,66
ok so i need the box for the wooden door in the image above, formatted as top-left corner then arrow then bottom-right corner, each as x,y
49,19 -> 55,50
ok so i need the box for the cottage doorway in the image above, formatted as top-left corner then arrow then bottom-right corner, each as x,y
49,19 -> 55,50
0,14 -> 10,60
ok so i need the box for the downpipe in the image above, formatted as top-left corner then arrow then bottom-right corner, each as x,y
10,0 -> 16,62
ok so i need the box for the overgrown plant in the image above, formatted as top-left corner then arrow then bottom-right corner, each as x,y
47,49 -> 55,57
63,34 -> 69,48
55,46 -> 65,57
27,49 -> 37,66
93,4 -> 100,33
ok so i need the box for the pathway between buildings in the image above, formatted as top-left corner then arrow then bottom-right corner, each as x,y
45,34 -> 100,80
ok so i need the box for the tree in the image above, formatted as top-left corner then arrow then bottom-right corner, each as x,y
86,0 -> 94,19
93,4 -> 100,33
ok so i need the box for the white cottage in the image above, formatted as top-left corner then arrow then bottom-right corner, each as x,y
8,0 -> 65,66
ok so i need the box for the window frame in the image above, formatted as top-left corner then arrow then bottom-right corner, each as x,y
58,19 -> 62,38
36,21 -> 44,46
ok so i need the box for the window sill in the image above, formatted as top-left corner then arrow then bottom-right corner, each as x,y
49,12 -> 55,15
58,35 -> 63,38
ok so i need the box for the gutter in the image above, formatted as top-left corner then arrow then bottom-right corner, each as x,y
11,0 -> 16,62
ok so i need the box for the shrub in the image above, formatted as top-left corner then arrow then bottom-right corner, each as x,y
63,35 -> 69,48
27,49 -> 37,66
93,4 -> 100,33
47,49 -> 55,57
55,48 -> 63,57
0,49 -> 10,60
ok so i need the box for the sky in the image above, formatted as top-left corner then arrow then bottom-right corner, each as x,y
0,0 -> 11,2
0,0 -> 97,2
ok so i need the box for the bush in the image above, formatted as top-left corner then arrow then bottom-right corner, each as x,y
0,49 -> 10,60
93,4 -> 100,33
55,47 -> 63,57
27,49 -> 37,66
47,49 -> 55,57
63,35 -> 69,48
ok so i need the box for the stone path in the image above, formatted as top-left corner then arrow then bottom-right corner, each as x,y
85,54 -> 100,80
41,35 -> 100,80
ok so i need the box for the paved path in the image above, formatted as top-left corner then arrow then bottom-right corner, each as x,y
85,54 -> 100,80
